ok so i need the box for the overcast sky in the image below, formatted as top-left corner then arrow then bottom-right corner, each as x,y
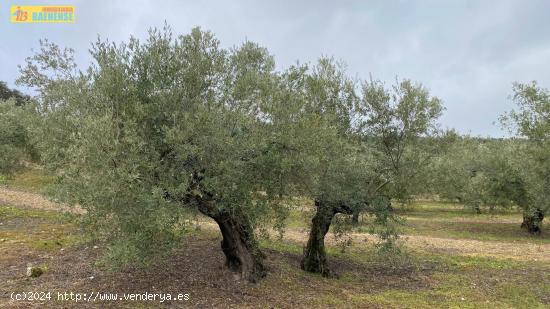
2,0 -> 549,136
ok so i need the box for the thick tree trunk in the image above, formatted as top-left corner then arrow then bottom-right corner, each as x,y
214,211 -> 266,282
521,208 -> 544,235
301,200 -> 353,276
185,172 -> 265,282
301,200 -> 335,276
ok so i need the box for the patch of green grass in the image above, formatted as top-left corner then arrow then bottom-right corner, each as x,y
0,218 -> 82,250
369,251 -> 550,308
351,270 -> 548,309
0,204 -> 68,221
0,225 -> 81,251
348,201 -> 549,243
260,238 -> 303,255
342,250 -> 549,308
286,208 -> 311,229
403,218 -> 550,244
0,204 -> 81,251
495,282 -> 549,308
398,201 -> 519,218
415,250 -> 534,271
315,294 -> 348,306
350,275 -> 482,308
29,231 -> 82,250
3,168 -> 54,193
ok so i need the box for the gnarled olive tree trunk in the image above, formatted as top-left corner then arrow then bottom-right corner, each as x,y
214,210 -> 265,282
521,208 -> 544,235
301,199 -> 352,276
186,172 -> 265,282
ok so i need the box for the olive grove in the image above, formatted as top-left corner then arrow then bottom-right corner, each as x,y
14,26 -> 444,280
2,26 -> 546,286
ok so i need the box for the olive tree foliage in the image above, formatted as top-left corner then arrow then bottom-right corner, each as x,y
17,27 -> 314,282
430,138 -> 500,205
500,81 -> 550,234
0,98 -> 37,175
355,79 -> 444,209
432,137 -> 527,213
428,134 -> 471,203
0,81 -> 30,106
430,82 -> 548,235
0,80 -> 38,176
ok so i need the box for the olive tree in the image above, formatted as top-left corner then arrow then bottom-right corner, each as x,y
431,135 -> 535,223
352,79 -> 444,218
277,58 -> 367,276
257,58 -> 384,276
17,27 -> 310,282
500,81 -> 549,234
300,72 -> 444,275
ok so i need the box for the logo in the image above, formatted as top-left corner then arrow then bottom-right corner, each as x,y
12,6 -> 28,21
10,6 -> 75,23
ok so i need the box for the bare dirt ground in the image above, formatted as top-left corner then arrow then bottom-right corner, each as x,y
1,233 -> 441,308
0,187 -> 439,308
1,187 -> 549,308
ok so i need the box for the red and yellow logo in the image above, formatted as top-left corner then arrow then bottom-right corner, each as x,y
11,5 -> 75,23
